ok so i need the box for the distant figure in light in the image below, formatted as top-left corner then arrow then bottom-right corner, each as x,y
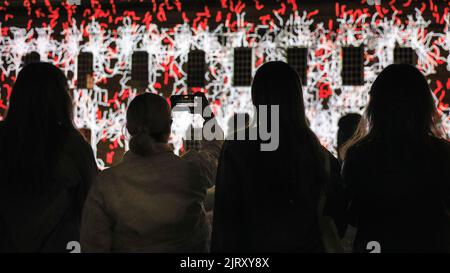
0,63 -> 98,252
337,113 -> 362,161
342,64 -> 450,253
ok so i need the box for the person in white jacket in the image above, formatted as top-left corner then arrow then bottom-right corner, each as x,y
81,92 -> 222,252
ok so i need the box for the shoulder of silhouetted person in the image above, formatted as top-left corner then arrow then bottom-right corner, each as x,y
65,129 -> 97,164
429,136 -> 450,153
429,136 -> 450,181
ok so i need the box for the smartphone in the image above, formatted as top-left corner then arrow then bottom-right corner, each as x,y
170,94 -> 204,128
170,95 -> 198,114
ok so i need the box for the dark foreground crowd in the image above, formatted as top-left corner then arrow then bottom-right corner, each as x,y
0,61 -> 448,253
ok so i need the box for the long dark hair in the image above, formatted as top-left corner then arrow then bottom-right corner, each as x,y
251,61 -> 327,205
126,93 -> 172,156
0,62 -> 76,192
342,64 -> 441,158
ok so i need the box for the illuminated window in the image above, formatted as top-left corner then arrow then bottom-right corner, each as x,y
131,51 -> 149,88
22,52 -> 40,67
187,50 -> 206,88
394,47 -> 417,65
233,48 -> 253,87
287,47 -> 308,85
77,52 -> 93,89
342,46 -> 364,86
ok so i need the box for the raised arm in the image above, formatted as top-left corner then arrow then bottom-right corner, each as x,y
181,92 -> 224,188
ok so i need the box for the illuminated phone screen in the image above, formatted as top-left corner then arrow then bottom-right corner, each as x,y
172,110 -> 204,129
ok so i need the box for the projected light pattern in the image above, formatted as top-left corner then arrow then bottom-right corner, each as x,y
0,1 -> 449,168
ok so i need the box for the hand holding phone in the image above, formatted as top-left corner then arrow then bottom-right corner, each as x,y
170,93 -> 213,120
171,93 -> 223,140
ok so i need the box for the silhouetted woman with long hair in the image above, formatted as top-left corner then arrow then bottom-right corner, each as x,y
342,64 -> 450,252
0,63 -> 97,252
211,61 -> 343,252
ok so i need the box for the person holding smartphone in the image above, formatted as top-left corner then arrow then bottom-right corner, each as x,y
80,92 -> 223,252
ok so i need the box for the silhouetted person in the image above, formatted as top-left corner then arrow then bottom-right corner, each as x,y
0,63 -> 97,252
342,64 -> 450,253
331,113 -> 362,241
321,113 -> 363,240
337,113 -> 361,161
203,112 -> 250,218
211,61 -> 343,252
81,93 -> 222,252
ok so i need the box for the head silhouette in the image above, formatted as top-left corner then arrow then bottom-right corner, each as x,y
6,62 -> 73,129
251,61 -> 309,133
366,64 -> 438,141
126,93 -> 172,156
0,62 -> 76,191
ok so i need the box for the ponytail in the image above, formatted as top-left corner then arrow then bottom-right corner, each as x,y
129,129 -> 155,156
